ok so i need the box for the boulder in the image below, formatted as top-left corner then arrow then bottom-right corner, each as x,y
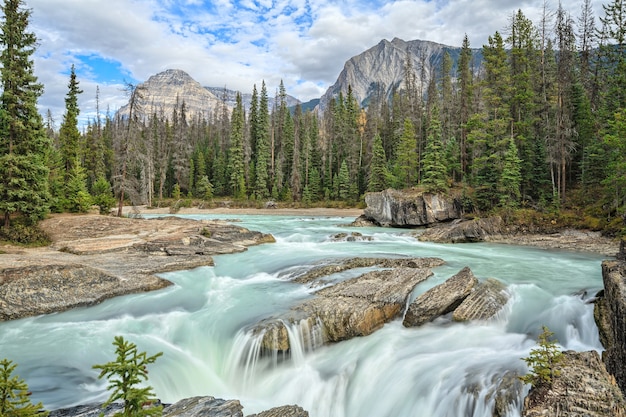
418,217 -> 503,243
291,257 -> 444,285
452,278 -> 509,322
50,397 -> 245,417
252,266 -> 435,352
522,351 -> 626,417
594,258 -> 626,396
247,405 -> 309,417
363,189 -> 462,227
403,267 -> 478,327
327,232 -> 373,242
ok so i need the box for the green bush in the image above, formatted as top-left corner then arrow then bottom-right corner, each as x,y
93,336 -> 163,417
0,222 -> 51,246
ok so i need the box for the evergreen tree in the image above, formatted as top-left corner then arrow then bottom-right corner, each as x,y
367,133 -> 389,192
0,0 -> 51,228
93,336 -> 162,417
0,359 -> 48,417
253,82 -> 270,199
394,118 -> 418,188
498,137 -> 523,207
337,160 -> 350,200
457,34 -> 474,177
422,108 -> 448,193
228,93 -> 246,199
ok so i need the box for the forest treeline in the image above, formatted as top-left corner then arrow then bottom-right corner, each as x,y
1,0 -> 626,241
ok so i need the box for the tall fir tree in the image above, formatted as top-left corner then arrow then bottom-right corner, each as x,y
58,65 -> 90,212
367,133 -> 389,192
0,0 -> 51,228
422,108 -> 448,193
228,93 -> 246,199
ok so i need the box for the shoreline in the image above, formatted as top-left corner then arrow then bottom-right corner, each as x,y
124,205 -> 365,217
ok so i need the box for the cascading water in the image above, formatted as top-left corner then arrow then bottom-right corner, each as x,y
0,215 -> 607,417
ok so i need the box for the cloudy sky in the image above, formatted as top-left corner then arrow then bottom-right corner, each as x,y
27,0 -> 605,127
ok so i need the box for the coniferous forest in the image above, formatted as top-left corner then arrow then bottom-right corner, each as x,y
1,0 -> 626,242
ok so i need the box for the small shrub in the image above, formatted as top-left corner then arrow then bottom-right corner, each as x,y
0,222 -> 51,246
519,326 -> 564,388
0,358 -> 48,417
93,336 -> 163,417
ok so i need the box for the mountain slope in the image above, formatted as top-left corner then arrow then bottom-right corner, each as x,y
319,37 -> 482,109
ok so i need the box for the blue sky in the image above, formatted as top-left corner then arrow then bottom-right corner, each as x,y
28,0 -> 605,127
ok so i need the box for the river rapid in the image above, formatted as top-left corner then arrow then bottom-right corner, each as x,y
0,215 -> 607,416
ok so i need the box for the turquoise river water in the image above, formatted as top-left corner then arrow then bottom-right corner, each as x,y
0,215 -> 608,416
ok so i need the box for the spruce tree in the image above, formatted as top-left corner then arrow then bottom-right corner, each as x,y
228,93 -> 246,199
0,359 -> 48,417
58,65 -> 90,212
367,133 -> 389,192
0,0 -> 51,228
93,336 -> 162,417
421,108 -> 448,193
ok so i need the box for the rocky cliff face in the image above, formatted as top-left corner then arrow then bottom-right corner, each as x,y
118,69 -> 223,121
362,189 -> 462,227
595,248 -> 626,396
319,38 -> 481,110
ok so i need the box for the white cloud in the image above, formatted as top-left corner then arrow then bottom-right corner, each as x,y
27,0 -> 608,125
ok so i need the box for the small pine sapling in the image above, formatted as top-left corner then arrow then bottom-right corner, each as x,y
519,326 -> 564,388
0,359 -> 48,417
93,336 -> 163,417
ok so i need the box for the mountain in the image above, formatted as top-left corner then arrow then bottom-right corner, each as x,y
118,69 -> 223,120
118,69 -> 302,121
319,37 -> 482,110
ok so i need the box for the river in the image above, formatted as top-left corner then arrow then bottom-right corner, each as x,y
0,215 -> 606,416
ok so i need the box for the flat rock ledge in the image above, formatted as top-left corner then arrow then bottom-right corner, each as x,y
250,260 -> 443,352
522,350 -> 626,417
49,396 -> 308,417
0,214 -> 275,321
452,278 -> 510,322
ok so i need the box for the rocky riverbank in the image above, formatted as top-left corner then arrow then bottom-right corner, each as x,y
0,214 -> 274,321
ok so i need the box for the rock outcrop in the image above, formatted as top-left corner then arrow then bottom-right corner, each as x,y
521,351 -> 626,417
403,267 -> 478,327
452,278 -> 509,322
49,396 -> 307,417
362,189 -> 462,227
418,217 -> 504,243
594,253 -> 626,396
0,215 -> 275,321
251,263 -> 438,352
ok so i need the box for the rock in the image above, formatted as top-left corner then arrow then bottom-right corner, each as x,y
490,370 -> 524,417
594,259 -> 626,396
418,217 -> 503,243
0,264 -> 170,321
50,397 -> 245,417
452,278 -> 509,322
362,189 -> 462,227
403,266 -> 478,327
163,396 -> 244,417
350,214 -> 378,227
291,257 -> 444,285
247,405 -> 309,417
521,350 -> 626,417
328,232 -> 373,242
0,215 -> 275,321
252,266 -> 435,352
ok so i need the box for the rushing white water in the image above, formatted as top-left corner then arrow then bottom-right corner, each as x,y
0,215 -> 607,416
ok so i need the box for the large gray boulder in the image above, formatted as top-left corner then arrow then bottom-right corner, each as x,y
522,351 -> 626,417
418,217 -> 503,243
363,189 -> 462,227
251,266 -> 436,352
403,267 -> 478,327
452,278 -> 509,322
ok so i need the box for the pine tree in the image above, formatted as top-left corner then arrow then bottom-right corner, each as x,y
422,108 -> 448,193
0,359 -> 48,417
498,137 -> 522,207
519,326 -> 564,388
457,34 -> 474,177
367,133 -> 389,192
337,160 -> 350,201
93,336 -> 162,417
394,118 -> 418,188
228,93 -> 246,199
0,0 -> 51,228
